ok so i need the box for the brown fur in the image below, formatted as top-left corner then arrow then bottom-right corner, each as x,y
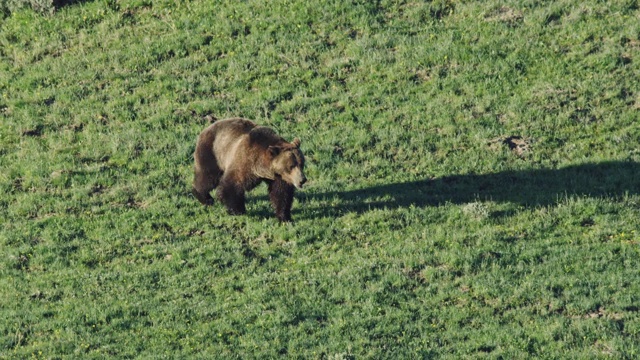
192,118 -> 306,222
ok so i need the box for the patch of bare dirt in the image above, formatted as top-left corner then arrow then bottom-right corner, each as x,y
490,135 -> 532,158
485,6 -> 524,26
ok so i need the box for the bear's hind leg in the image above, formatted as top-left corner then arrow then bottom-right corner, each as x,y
192,166 -> 222,206
268,178 -> 295,222
216,174 -> 246,215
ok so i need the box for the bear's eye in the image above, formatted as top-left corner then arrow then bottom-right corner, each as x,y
288,158 -> 297,171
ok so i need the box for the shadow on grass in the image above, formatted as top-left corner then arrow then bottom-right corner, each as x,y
1,0 -> 94,18
297,161 -> 639,217
53,0 -> 91,7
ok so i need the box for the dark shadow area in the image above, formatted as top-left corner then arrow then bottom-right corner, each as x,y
52,0 -> 93,8
296,161 -> 639,217
1,0 -> 94,18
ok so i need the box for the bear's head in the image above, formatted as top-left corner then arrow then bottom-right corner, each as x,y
268,138 -> 307,189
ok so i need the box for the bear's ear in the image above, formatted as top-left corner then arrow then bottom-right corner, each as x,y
268,145 -> 281,157
291,138 -> 301,148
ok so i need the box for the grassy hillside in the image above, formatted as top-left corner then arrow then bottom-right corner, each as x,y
1,0 -> 639,357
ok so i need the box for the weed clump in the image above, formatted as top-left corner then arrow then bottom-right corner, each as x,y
0,0 -> 80,17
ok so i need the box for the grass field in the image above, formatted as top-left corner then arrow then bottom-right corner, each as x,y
1,0 -> 640,357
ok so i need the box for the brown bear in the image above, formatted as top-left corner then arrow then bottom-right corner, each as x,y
192,118 -> 306,222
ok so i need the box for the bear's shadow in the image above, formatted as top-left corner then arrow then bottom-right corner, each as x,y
289,161 -> 640,219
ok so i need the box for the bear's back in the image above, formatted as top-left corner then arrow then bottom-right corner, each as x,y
249,126 -> 284,149
211,118 -> 257,170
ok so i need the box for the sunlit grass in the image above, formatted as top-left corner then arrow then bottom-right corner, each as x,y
1,0 -> 639,357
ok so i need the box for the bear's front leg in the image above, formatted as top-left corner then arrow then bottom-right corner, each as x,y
268,178 -> 295,222
216,176 -> 246,215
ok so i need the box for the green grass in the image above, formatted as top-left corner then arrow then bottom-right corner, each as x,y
1,0 -> 640,358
